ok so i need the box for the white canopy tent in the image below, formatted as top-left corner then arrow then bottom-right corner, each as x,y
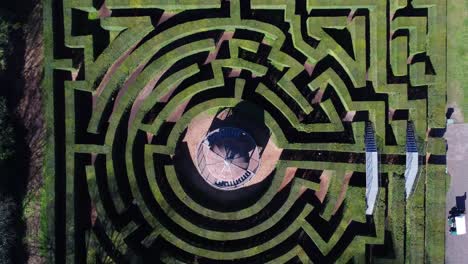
455,215 -> 466,235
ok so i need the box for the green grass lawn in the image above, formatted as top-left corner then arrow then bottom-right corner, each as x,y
447,0 -> 468,118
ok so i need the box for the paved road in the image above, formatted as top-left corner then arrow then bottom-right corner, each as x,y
445,124 -> 468,264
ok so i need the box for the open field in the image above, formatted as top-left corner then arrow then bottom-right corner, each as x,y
42,0 -> 448,262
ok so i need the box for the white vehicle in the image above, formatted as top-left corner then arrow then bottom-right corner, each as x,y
455,215 -> 466,235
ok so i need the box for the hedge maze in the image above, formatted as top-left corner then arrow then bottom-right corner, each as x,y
43,0 -> 448,263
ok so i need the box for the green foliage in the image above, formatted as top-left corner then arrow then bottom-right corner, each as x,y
406,169 -> 425,262
375,173 -> 406,264
425,165 -> 446,263
85,224 -> 127,264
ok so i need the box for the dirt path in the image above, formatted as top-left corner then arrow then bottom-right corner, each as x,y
246,138 -> 282,187
332,171 -> 353,214
128,70 -> 166,126
315,170 -> 333,203
12,0 -> 45,262
167,100 -> 190,122
279,167 -> 297,192
184,112 -> 216,160
93,41 -> 139,101
204,31 -> 233,65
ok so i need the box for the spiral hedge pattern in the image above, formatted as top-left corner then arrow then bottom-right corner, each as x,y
43,0 -> 448,263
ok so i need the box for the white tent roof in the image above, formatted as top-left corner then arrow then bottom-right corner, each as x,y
456,215 -> 466,235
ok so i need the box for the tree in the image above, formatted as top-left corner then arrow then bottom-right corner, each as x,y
0,10 -> 18,264
0,97 -> 14,161
0,195 -> 18,264
0,13 -> 15,72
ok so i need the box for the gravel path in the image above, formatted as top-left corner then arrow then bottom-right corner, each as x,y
445,123 -> 468,264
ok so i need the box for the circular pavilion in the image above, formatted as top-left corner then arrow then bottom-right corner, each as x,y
196,127 -> 260,190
